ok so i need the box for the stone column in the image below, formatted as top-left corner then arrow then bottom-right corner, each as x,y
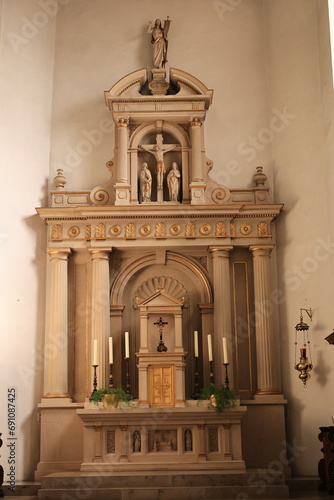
89,247 -> 112,389
209,247 -> 233,386
43,247 -> 71,399
250,245 -> 280,394
190,118 -> 203,182
116,118 -> 129,183
115,118 -> 130,204
189,118 -> 205,204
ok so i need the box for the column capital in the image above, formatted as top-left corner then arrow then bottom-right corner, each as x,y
116,118 -> 129,128
209,246 -> 233,258
46,247 -> 71,259
249,245 -> 274,257
89,247 -> 112,260
190,117 -> 203,128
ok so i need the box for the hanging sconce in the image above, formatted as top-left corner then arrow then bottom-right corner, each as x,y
294,308 -> 313,387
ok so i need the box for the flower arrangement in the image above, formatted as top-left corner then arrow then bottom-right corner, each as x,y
199,384 -> 237,413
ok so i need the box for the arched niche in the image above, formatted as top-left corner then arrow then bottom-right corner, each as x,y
110,252 -> 212,398
130,122 -> 190,203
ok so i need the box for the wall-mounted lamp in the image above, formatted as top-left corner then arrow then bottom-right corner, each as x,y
294,308 -> 313,387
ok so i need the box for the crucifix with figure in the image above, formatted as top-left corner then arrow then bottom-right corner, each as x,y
140,134 -> 177,202
154,316 -> 168,352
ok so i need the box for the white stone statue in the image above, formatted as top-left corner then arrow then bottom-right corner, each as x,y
140,162 -> 152,202
167,162 -> 181,201
147,17 -> 171,69
140,134 -> 176,189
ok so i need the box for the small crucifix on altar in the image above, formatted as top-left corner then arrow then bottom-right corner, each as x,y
154,316 -> 168,352
140,134 -> 177,201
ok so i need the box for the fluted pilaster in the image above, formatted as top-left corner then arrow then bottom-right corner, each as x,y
250,245 -> 280,394
209,246 -> 233,385
89,247 -> 112,388
43,247 -> 71,398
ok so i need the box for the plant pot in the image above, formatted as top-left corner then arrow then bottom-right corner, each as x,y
102,394 -> 120,408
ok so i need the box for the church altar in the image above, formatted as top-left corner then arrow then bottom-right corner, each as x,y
34,14 -> 288,500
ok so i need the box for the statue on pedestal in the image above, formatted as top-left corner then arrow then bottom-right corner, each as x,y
140,162 -> 152,202
147,17 -> 171,69
167,162 -> 181,201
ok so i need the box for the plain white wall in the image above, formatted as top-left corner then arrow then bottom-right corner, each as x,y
1,0 -> 334,480
0,0 -> 56,480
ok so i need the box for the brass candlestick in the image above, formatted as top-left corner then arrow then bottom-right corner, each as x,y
209,360 -> 214,384
91,364 -> 98,397
108,363 -> 114,389
224,362 -> 230,389
191,356 -> 200,399
125,357 -> 130,395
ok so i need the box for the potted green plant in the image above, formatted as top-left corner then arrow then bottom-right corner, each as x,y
199,384 -> 237,413
89,387 -> 131,408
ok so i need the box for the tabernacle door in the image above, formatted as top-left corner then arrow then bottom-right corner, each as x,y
149,365 -> 175,407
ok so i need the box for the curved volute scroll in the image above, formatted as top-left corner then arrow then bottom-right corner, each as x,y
89,159 -> 115,206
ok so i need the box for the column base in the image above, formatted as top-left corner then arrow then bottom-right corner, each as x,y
190,182 -> 206,204
114,184 -> 131,205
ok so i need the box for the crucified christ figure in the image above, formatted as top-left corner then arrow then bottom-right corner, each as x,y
140,134 -> 177,189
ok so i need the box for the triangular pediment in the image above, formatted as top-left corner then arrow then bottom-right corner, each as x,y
136,289 -> 184,307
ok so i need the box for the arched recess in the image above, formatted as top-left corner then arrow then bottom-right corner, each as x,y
110,251 -> 212,398
111,251 -> 211,306
129,123 -> 190,203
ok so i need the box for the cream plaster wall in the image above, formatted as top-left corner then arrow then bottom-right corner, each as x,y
0,0 -> 56,480
1,0 -> 334,480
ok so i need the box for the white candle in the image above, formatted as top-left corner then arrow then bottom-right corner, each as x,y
93,339 -> 98,366
207,334 -> 213,362
222,337 -> 228,364
125,331 -> 129,359
109,337 -> 113,364
194,331 -> 199,358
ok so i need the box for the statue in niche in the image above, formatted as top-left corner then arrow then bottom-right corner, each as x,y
167,162 -> 181,201
147,17 -> 171,69
140,134 -> 177,190
140,162 -> 152,202
133,430 -> 141,452
185,429 -> 192,452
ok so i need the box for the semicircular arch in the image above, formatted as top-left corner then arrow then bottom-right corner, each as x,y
111,252 -> 212,306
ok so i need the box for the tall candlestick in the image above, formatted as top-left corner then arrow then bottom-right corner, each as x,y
194,330 -> 199,358
93,339 -> 98,366
207,334 -> 213,362
125,331 -> 129,359
109,337 -> 113,364
222,337 -> 228,364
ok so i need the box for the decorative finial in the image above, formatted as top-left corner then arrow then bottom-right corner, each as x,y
53,169 -> 67,190
253,166 -> 267,186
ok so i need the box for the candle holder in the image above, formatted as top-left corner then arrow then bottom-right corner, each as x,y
108,363 -> 114,389
125,357 -> 131,395
191,357 -> 200,399
224,362 -> 230,389
209,360 -> 214,385
91,364 -> 98,397
295,355 -> 313,387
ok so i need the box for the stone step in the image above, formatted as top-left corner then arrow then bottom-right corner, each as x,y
38,471 -> 289,499
38,485 -> 289,500
40,471 -> 286,489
